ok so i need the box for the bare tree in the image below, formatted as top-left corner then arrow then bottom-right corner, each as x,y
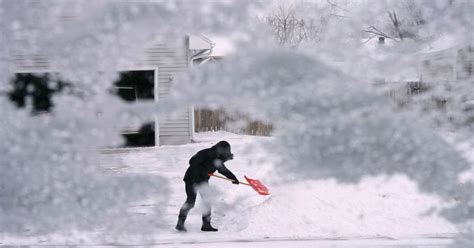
263,2 -> 343,48
264,5 -> 308,47
364,0 -> 427,42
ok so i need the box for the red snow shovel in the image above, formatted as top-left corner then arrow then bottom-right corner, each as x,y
208,173 -> 270,195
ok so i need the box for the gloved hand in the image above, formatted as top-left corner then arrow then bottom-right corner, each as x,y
232,180 -> 239,185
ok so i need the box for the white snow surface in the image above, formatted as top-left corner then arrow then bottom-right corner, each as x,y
2,131 -> 457,246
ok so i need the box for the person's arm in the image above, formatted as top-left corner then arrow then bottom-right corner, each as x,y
215,160 -> 239,184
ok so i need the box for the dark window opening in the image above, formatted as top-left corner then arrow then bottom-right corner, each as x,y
116,87 -> 137,102
112,70 -> 155,147
7,73 -> 70,114
121,122 -> 155,147
113,70 -> 154,102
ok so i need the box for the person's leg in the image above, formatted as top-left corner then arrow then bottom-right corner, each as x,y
198,182 -> 218,232
176,183 -> 197,232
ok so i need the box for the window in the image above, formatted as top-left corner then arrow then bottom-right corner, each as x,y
8,72 -> 70,113
113,70 -> 154,102
112,69 -> 156,147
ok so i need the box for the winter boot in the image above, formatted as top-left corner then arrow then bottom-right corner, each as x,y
201,216 -> 218,232
175,215 -> 187,232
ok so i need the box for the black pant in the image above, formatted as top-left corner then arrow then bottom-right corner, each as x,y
178,182 -> 212,222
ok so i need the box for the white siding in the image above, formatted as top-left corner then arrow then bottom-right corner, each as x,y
13,53 -> 50,71
419,46 -> 474,83
419,48 -> 457,83
139,42 -> 191,145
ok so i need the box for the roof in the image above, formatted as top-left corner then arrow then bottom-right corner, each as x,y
419,35 -> 460,54
188,35 -> 213,51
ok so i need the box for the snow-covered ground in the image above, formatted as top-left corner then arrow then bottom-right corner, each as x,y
1,131 -> 466,247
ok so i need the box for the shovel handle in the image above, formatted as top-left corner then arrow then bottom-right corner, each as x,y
208,173 -> 251,186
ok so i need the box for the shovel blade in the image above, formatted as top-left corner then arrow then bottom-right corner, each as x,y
245,176 -> 270,195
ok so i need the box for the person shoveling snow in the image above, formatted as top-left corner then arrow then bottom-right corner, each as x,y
176,141 -> 239,232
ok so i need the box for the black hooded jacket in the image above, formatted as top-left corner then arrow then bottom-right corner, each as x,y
183,141 -> 238,184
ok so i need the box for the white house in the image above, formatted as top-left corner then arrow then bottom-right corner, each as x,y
12,35 -> 215,146
417,35 -> 473,83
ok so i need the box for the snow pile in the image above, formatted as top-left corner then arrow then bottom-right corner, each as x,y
232,177 -> 455,238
